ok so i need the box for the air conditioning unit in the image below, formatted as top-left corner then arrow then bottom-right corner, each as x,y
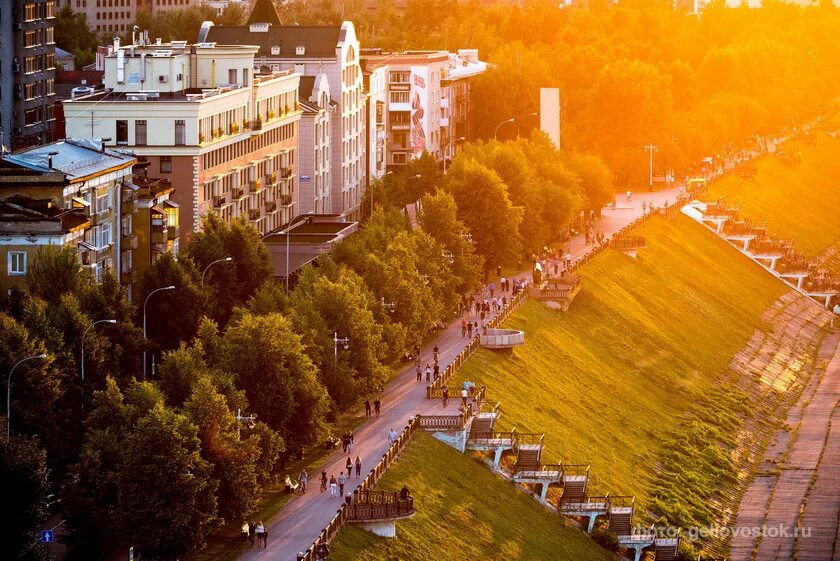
158,75 -> 168,83
14,86 -> 22,100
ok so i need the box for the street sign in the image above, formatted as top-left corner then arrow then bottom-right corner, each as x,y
41,530 -> 54,543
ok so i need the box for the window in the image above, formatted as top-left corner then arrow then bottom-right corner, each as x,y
160,156 -> 172,173
389,91 -> 409,104
228,68 -> 237,84
390,71 -> 409,84
175,120 -> 185,145
100,223 -> 112,247
116,120 -> 128,144
135,120 -> 147,145
8,252 -> 27,275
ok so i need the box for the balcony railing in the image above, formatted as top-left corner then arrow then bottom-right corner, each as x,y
213,195 -> 226,208
265,200 -> 277,212
248,208 -> 261,221
265,172 -> 277,185
279,194 -> 293,206
250,179 -> 263,193
167,225 -> 180,240
232,187 -> 245,200
122,233 -> 138,250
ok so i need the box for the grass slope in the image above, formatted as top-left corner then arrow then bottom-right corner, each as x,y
329,431 -> 616,561
455,215 -> 786,512
708,130 -> 840,265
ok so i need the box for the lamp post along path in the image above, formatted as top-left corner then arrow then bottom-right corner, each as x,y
81,319 -> 117,381
143,285 -> 175,380
7,354 -> 48,438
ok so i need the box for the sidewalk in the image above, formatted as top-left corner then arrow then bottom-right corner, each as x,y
241,185 -> 682,561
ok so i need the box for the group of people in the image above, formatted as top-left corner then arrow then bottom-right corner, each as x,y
340,431 -> 354,453
240,520 -> 268,548
363,398 -> 382,418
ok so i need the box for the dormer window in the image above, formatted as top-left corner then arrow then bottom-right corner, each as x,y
271,45 -> 280,55
296,46 -> 305,56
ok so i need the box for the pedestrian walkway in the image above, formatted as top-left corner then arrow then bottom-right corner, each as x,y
240,185 -> 682,561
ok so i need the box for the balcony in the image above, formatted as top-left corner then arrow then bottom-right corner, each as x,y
279,194 -> 293,206
213,195 -> 226,208
122,199 -> 137,214
248,208 -> 261,221
232,187 -> 245,200
121,269 -> 138,284
280,167 -> 293,179
250,178 -> 263,193
250,119 -> 263,136
265,172 -> 277,185
390,122 -> 410,131
265,200 -> 277,212
151,225 -> 168,245
122,233 -> 138,250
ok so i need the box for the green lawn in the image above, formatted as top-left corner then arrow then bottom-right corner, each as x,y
708,130 -> 840,265
454,215 -> 787,513
328,431 -> 617,561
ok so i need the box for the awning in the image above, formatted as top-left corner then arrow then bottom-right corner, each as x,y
77,241 -> 96,251
121,180 -> 139,191
163,200 -> 180,208
150,205 -> 164,215
71,196 -> 90,208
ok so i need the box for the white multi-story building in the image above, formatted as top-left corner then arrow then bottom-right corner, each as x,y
360,49 -> 486,169
63,36 -> 301,238
298,74 -> 333,215
363,62 -> 389,182
201,0 -> 366,220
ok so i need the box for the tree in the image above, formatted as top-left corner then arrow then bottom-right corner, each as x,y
26,245 -> 83,305
219,312 -> 329,447
446,158 -> 524,270
54,5 -> 100,67
0,434 -> 50,561
117,403 -> 219,559
185,215 -> 273,325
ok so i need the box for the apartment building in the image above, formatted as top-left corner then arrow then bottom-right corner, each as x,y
360,49 -> 486,169
298,75 -> 333,215
55,0 -> 199,35
127,172 -> 179,285
63,38 -> 301,238
0,0 -> 57,151
363,62 -> 389,182
201,0 -> 367,220
0,139 -> 136,294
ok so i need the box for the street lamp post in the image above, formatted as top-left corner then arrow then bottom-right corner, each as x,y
515,112 -> 539,138
401,173 -> 422,200
201,257 -> 233,286
6,353 -> 48,438
644,142 -> 659,190
333,332 -> 350,369
443,136 -> 466,174
494,118 -> 515,141
143,285 -> 175,380
81,319 -> 117,381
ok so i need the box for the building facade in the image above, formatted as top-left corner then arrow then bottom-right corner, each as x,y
202,3 -> 367,219
298,74 -> 333,215
362,62 -> 388,182
63,39 -> 301,239
0,139 -> 136,295
55,0 -> 199,35
0,0 -> 57,151
360,49 -> 486,169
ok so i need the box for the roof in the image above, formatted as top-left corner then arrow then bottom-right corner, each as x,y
3,139 -> 135,181
205,25 -> 342,58
0,194 -> 90,234
55,47 -> 75,59
247,0 -> 282,26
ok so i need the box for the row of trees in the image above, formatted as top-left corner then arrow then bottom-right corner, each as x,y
1,187 -> 487,559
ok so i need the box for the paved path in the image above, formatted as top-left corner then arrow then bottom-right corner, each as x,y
241,185 -> 682,561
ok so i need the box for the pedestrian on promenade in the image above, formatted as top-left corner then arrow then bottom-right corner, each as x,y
249,520 -> 256,548
338,473 -> 347,496
388,427 -> 399,444
364,399 -> 371,417
461,317 -> 467,337
240,521 -> 249,542
374,398 -> 381,417
255,521 -> 265,548
496,264 -> 502,277
642,201 -> 647,214
461,387 -> 468,408
355,456 -> 362,478
262,528 -> 269,549
467,322 -> 473,337
320,470 -> 328,492
433,363 -> 440,380
299,469 -> 308,494
416,365 -> 422,382
626,190 -> 632,202
502,295 -> 507,307
329,475 -> 338,497
489,282 -> 495,298
346,456 -> 353,478
341,432 -> 348,453
348,431 -> 354,453
425,364 -> 432,382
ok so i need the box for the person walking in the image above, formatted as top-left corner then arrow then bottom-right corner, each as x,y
329,474 -> 338,497
433,363 -> 440,380
299,469 -> 308,495
320,469 -> 328,493
341,432 -> 348,453
338,473 -> 347,496
416,365 -> 422,382
240,521 -> 250,542
496,264 -> 502,277
461,317 -> 467,337
500,276 -> 507,292
248,520 -> 256,548
461,387 -> 469,408
347,431 -> 353,453
364,399 -> 371,418
255,521 -> 265,548
388,427 -> 399,445
346,456 -> 353,478
489,282 -> 495,298
467,321 -> 473,337
262,528 -> 269,549
355,456 -> 362,478
374,398 -> 381,417
425,364 -> 432,383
